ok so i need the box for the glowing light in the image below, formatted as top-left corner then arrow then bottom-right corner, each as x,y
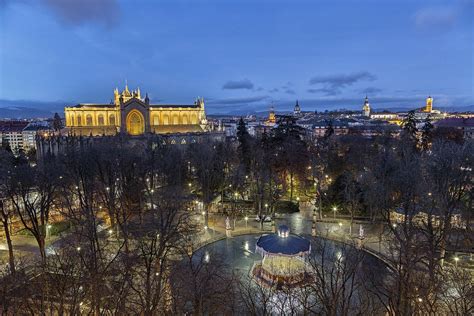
76,247 -> 81,251
244,216 -> 248,221
108,229 -> 113,234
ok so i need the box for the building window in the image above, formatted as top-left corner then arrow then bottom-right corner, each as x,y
163,115 -> 169,125
182,114 -> 188,125
173,114 -> 179,125
109,114 -> 116,126
70,114 -> 75,126
86,114 -> 93,126
98,114 -> 105,126
191,114 -> 198,124
153,115 -> 159,125
77,115 -> 82,126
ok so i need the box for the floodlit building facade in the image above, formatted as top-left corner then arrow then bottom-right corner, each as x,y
64,85 -> 207,136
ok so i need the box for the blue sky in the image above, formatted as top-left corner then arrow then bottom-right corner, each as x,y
0,0 -> 472,114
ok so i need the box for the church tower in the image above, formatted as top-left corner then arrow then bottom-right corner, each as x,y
293,100 -> 301,117
268,105 -> 276,124
362,96 -> 371,117
425,96 -> 433,113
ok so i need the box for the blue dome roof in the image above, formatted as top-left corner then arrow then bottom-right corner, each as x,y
256,230 -> 311,256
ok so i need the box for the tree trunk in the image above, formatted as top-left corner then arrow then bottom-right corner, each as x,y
1,216 -> 15,274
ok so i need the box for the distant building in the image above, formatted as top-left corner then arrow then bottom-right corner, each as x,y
22,121 -> 53,151
267,105 -> 276,125
312,120 -> 349,138
434,117 -> 474,139
424,96 -> 433,113
64,84 -> 207,136
362,96 -> 370,117
0,121 -> 29,153
293,100 -> 301,117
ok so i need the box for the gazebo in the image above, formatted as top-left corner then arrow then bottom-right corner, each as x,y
253,225 -> 311,288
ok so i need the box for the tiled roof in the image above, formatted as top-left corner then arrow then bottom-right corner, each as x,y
434,118 -> 474,128
0,121 -> 29,132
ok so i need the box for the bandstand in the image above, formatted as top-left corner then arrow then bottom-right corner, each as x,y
253,225 -> 311,288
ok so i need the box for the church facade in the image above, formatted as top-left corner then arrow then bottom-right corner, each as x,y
65,85 -> 207,136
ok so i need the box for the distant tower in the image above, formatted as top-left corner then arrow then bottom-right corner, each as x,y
293,100 -> 301,117
268,105 -> 276,123
362,96 -> 371,117
425,96 -> 433,113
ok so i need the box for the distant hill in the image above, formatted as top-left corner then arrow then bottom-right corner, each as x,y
0,99 -> 66,119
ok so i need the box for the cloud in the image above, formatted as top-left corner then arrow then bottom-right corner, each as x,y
207,95 -> 269,106
361,87 -> 382,95
307,88 -> 340,96
222,79 -> 254,90
284,89 -> 296,95
43,0 -> 120,27
414,6 -> 458,29
308,71 -> 376,95
269,88 -> 279,93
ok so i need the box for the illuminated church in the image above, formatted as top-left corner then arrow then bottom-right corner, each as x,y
65,85 -> 207,136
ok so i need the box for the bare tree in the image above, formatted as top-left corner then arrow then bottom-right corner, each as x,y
7,159 -> 60,262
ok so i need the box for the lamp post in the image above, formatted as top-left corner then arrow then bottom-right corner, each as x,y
245,216 -> 248,228
454,256 -> 459,268
46,224 -> 52,240
333,206 -> 337,219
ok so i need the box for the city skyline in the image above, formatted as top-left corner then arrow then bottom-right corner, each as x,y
0,0 -> 473,115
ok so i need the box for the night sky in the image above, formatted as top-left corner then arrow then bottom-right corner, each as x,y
0,0 -> 473,114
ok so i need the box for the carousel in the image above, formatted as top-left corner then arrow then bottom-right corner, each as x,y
253,225 -> 311,288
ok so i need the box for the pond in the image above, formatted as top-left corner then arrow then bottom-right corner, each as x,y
194,233 -> 389,278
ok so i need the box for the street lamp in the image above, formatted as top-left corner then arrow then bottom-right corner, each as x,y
46,224 -> 52,240
333,206 -> 337,219
245,216 -> 248,228
454,256 -> 459,267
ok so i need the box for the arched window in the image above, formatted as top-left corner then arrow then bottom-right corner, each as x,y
153,115 -> 159,125
173,114 -> 179,125
86,114 -> 93,126
163,114 -> 169,125
109,114 -> 116,126
191,114 -> 198,124
77,115 -> 82,126
98,114 -> 105,126
70,114 -> 75,126
181,114 -> 188,125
